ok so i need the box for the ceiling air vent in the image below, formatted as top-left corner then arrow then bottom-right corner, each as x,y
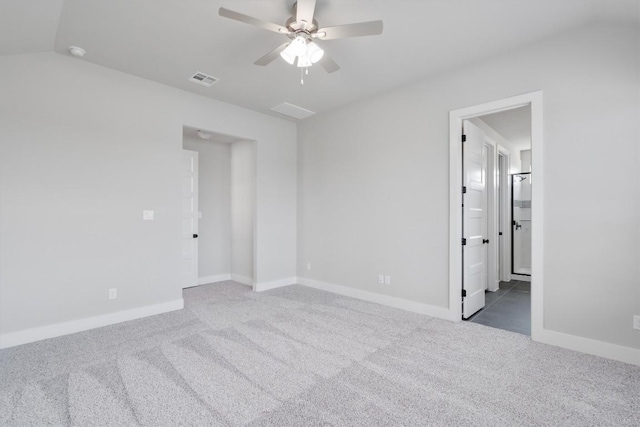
270,102 -> 315,120
188,72 -> 219,87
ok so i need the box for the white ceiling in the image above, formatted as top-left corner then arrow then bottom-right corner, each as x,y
0,0 -> 63,55
480,105 -> 531,152
3,0 -> 639,119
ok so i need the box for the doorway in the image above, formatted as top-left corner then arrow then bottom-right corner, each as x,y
460,107 -> 532,333
449,91 -> 543,340
512,172 -> 532,278
181,127 -> 256,289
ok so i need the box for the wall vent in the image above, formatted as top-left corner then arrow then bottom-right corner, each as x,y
270,102 -> 315,120
188,72 -> 219,87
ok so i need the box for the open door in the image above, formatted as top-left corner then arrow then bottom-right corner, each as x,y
462,121 -> 487,319
182,149 -> 199,288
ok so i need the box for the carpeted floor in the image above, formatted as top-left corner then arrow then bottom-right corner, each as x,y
1,281 -> 638,426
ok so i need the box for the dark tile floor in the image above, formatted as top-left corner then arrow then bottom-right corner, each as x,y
467,280 -> 531,336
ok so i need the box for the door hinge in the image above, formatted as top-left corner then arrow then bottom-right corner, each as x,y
462,134 -> 467,142
462,186 -> 467,194
461,238 -> 467,246
499,232 -> 503,236
462,289 -> 467,298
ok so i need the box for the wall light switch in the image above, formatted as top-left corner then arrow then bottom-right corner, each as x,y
307,263 -> 311,271
385,275 -> 391,285
633,315 -> 640,331
143,210 -> 154,220
109,288 -> 117,300
198,212 -> 203,219
378,274 -> 384,284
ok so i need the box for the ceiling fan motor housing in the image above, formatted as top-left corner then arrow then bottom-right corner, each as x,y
285,15 -> 319,37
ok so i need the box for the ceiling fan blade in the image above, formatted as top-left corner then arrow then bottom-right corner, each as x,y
254,42 -> 290,66
296,0 -> 316,26
319,54 -> 340,73
316,20 -> 383,40
219,7 -> 289,34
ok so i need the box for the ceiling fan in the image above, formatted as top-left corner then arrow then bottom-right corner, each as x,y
218,0 -> 383,74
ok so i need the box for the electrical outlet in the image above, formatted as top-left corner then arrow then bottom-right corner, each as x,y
385,275 -> 391,285
143,210 -> 154,220
633,315 -> 640,331
378,274 -> 384,284
307,262 -> 311,271
109,288 -> 117,300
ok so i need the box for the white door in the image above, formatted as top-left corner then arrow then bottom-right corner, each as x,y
182,150 -> 199,288
462,121 -> 487,318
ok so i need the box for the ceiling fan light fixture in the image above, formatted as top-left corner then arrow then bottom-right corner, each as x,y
306,41 -> 324,64
280,36 -> 307,64
280,46 -> 296,65
296,55 -> 312,68
290,36 -> 308,56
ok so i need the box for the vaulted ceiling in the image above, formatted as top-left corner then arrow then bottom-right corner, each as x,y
2,0 -> 638,119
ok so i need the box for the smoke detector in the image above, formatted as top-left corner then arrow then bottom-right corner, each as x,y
68,46 -> 86,58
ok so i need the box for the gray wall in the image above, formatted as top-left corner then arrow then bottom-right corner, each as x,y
231,141 -> 256,283
182,136 -> 231,280
0,52 -> 296,336
520,150 -> 532,173
297,23 -> 639,350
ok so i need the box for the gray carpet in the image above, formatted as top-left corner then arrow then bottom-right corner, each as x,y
1,282 -> 638,426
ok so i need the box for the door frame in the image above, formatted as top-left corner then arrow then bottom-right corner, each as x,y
497,147 -> 512,283
182,127 -> 258,290
448,91 -> 543,340
483,137 -> 499,292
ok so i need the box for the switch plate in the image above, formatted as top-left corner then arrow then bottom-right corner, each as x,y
307,263 -> 311,271
109,288 -> 117,300
198,212 -> 203,219
378,274 -> 384,284
385,275 -> 391,285
633,315 -> 640,330
143,210 -> 154,220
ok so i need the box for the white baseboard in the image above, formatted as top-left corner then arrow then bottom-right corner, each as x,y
0,299 -> 184,350
298,277 -> 639,365
231,274 -> 253,287
298,277 -> 454,321
511,274 -> 531,282
537,328 -> 640,366
198,274 -> 231,285
254,277 -> 297,292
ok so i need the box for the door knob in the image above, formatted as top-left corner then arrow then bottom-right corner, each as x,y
483,239 -> 489,244
193,234 -> 198,238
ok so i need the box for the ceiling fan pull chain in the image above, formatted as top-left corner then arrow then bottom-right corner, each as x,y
301,67 -> 304,85
305,67 -> 309,76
